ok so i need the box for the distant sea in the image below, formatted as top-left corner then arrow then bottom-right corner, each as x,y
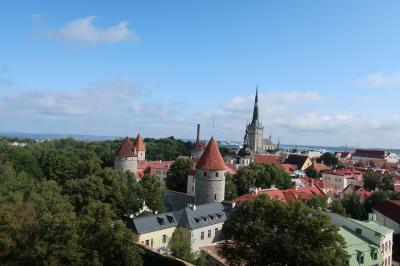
1,131 -> 399,154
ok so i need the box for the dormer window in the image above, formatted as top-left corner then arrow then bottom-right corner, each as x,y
356,253 -> 364,264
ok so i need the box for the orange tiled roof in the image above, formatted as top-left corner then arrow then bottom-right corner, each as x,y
134,134 -> 146,151
196,137 -> 226,170
116,137 -> 136,157
313,163 -> 331,172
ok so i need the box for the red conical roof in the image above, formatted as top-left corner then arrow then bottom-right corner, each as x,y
134,134 -> 146,151
195,137 -> 225,170
117,137 -> 136,157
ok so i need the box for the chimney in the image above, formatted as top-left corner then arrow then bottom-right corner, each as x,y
196,124 -> 200,143
231,202 -> 236,209
368,213 -> 377,221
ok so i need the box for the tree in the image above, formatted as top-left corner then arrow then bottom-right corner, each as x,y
305,167 -> 320,179
341,194 -> 367,220
169,227 -> 195,263
317,152 -> 338,167
309,195 -> 328,209
363,171 -> 380,191
380,175 -> 394,191
78,201 -> 143,266
364,191 -> 388,213
140,174 -> 165,212
224,173 -> 238,200
220,196 -> 348,266
166,158 -> 193,193
234,163 -> 292,196
329,200 -> 347,216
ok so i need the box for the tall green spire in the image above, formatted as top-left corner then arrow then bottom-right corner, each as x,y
251,85 -> 259,125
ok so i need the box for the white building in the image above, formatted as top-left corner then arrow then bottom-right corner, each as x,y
328,212 -> 394,266
128,202 -> 234,252
322,168 -> 363,191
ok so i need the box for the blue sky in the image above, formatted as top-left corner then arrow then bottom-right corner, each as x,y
1,1 -> 400,148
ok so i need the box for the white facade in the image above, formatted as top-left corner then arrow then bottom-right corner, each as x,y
186,222 -> 225,252
386,153 -> 399,163
328,212 -> 394,265
137,150 -> 146,161
373,209 -> 400,235
322,173 -> 363,191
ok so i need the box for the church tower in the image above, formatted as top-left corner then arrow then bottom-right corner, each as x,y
194,137 -> 226,205
246,86 -> 264,153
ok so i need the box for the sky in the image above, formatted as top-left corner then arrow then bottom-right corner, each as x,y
1,1 -> 400,148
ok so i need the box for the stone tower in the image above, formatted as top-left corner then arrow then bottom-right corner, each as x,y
194,137 -> 226,205
133,134 -> 146,161
114,137 -> 138,173
191,124 -> 205,159
246,86 -> 264,153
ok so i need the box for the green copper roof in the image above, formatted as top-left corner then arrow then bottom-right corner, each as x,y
349,218 -> 393,236
339,227 -> 383,266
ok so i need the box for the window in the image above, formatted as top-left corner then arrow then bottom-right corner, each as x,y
215,228 -> 218,234
216,172 -> 218,177
162,234 -> 167,244
357,253 -> 364,264
214,193 -> 217,200
145,239 -> 149,246
208,230 -> 211,238
201,231 -> 204,240
151,239 -> 154,248
204,172 -> 207,177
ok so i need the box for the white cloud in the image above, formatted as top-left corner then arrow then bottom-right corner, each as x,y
47,16 -> 138,45
355,71 -> 400,87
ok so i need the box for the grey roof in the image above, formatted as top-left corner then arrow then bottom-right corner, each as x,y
127,202 -> 234,234
164,190 -> 194,211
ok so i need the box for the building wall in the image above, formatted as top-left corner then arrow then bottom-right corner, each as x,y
373,209 -> 400,234
195,170 -> 226,205
137,151 -> 145,161
329,212 -> 393,264
247,124 -> 263,153
138,226 -> 177,250
300,158 -> 313,171
187,174 -> 195,196
189,222 -> 225,252
114,156 -> 138,173
322,173 -> 363,191
155,168 -> 168,184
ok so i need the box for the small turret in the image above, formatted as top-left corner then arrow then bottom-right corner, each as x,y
133,134 -> 146,161
114,137 -> 138,173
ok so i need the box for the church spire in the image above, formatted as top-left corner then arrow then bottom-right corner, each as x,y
251,85 -> 259,125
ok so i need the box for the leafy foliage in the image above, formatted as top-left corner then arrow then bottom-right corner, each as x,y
317,152 -> 338,167
233,163 -> 292,196
224,173 -> 238,200
144,137 -> 191,161
0,137 -> 169,265
166,158 -> 193,193
220,195 -> 348,266
169,228 -> 195,263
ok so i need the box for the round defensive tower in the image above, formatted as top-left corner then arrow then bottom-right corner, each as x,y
114,137 -> 138,173
194,137 -> 226,205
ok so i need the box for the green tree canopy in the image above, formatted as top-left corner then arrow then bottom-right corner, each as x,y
317,152 -> 338,167
220,196 -> 348,266
166,158 -> 193,193
169,227 -> 195,263
224,173 -> 238,200
233,163 -> 292,196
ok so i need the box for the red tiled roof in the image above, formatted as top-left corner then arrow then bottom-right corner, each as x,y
138,160 -> 173,170
313,163 -> 330,172
232,188 -> 287,204
353,149 -> 386,159
373,200 -> 400,224
134,134 -> 146,151
343,184 -> 373,199
254,155 -> 283,168
143,166 -> 157,176
224,163 -> 237,174
281,163 -> 296,173
116,137 -> 136,157
231,185 -> 326,205
195,137 -> 226,170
